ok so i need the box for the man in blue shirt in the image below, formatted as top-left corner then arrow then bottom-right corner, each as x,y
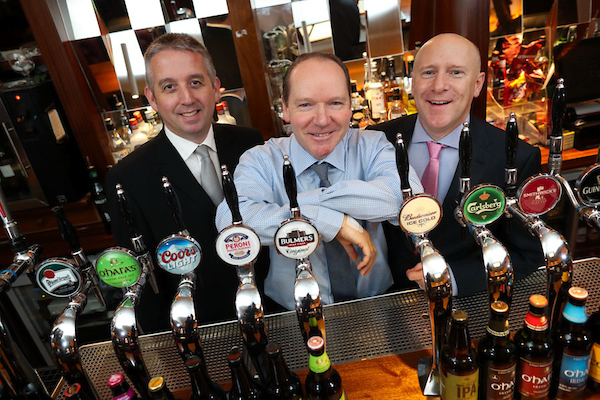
216,52 -> 422,310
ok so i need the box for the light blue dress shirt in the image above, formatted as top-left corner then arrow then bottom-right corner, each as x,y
215,128 -> 423,310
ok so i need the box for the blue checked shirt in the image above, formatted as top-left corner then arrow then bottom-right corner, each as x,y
215,128 -> 423,310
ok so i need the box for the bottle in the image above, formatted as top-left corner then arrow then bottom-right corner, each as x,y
383,57 -> 398,106
185,355 -> 227,400
588,303 -> 600,392
365,61 -> 386,122
221,101 -> 237,125
227,347 -> 264,400
133,110 -> 152,136
105,117 -> 130,164
63,383 -> 93,400
87,164 -> 111,234
107,372 -> 139,400
551,287 -> 592,399
513,295 -> 553,400
148,376 -> 176,400
387,89 -> 407,121
117,108 -> 132,145
216,103 -> 230,125
550,273 -> 572,337
265,342 -> 303,400
478,301 -> 516,400
305,336 -> 345,400
144,109 -> 160,139
358,106 -> 375,130
440,310 -> 479,400
128,117 -> 148,150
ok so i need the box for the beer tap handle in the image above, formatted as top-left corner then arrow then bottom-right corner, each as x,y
52,206 -> 80,252
162,176 -> 188,234
551,78 -> 566,140
221,165 -> 243,224
0,187 -> 27,254
505,113 -> 519,199
283,155 -> 299,210
395,133 -> 412,196
459,122 -> 472,183
116,184 -> 140,238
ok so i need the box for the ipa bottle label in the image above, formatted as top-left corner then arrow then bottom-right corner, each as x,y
589,342 -> 600,383
441,370 -> 479,400
518,359 -> 552,397
485,365 -> 516,400
557,353 -> 591,394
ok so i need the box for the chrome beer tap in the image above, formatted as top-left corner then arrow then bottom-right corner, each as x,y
170,272 -> 205,363
395,134 -> 452,396
454,122 -> 514,306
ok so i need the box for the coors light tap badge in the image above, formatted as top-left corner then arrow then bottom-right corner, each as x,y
463,185 -> 506,226
156,236 -> 202,275
274,219 -> 319,259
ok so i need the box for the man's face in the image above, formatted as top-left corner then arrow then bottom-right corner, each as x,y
412,35 -> 485,141
282,58 -> 351,160
145,49 -> 220,143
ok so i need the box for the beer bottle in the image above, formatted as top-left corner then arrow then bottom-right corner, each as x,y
185,355 -> 226,400
148,377 -> 177,400
587,302 -> 600,391
305,336 -> 346,400
107,372 -> 139,400
227,347 -> 265,400
514,295 -> 553,400
551,287 -> 592,399
477,301 -> 516,400
64,383 -> 93,400
440,310 -> 479,400
265,342 -> 303,400
87,164 -> 111,234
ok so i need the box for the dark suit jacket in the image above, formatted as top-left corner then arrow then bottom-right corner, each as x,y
106,124 -> 266,332
367,114 -> 545,296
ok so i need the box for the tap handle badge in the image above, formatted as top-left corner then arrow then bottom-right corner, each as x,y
459,122 -> 472,180
283,155 -> 299,210
52,206 -> 80,252
505,113 -> 519,170
221,165 -> 243,224
116,184 -> 140,239
395,133 -> 411,191
162,177 -> 187,234
551,78 -> 566,139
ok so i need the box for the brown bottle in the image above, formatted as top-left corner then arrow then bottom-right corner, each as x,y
185,355 -> 227,400
265,342 -> 303,400
148,377 -> 177,400
305,336 -> 345,400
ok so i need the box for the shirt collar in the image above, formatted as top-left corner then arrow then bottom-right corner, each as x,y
412,115 -> 471,150
289,130 -> 349,176
165,125 -> 217,161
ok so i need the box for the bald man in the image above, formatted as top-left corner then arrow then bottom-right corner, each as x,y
368,33 -> 544,296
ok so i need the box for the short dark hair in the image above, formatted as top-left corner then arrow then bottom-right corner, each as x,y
144,33 -> 217,92
282,52 -> 351,105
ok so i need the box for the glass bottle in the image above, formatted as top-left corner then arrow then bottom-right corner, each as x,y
133,110 -> 152,136
227,347 -> 264,400
305,336 -> 345,400
265,342 -> 303,400
63,383 -> 93,400
478,301 -> 516,400
440,310 -> 479,400
587,301 -> 600,392
514,295 -> 553,400
129,117 -> 148,150
551,287 -> 592,399
107,372 -> 139,400
185,355 -> 227,400
148,376 -> 176,400
366,61 -> 386,122
87,164 -> 111,234
358,106 -> 375,130
105,117 -> 130,164
144,109 -> 160,139
221,101 -> 237,125
387,89 -> 407,121
216,103 -> 230,125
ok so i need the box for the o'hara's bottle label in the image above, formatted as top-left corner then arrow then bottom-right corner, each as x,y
462,186 -> 505,226
518,358 -> 552,397
557,353 -> 591,395
485,364 -> 516,400
589,342 -> 600,383
441,369 -> 479,400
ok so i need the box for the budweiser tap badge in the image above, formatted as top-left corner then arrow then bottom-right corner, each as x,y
96,248 -> 141,288
156,236 -> 202,274
399,194 -> 442,235
463,185 -> 506,226
577,166 -> 600,207
216,225 -> 261,266
518,175 -> 561,215
35,258 -> 82,297
275,219 -> 319,259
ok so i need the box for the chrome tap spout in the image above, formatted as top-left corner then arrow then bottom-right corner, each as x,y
170,273 -> 205,362
294,258 -> 325,346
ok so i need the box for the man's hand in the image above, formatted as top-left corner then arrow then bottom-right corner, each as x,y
406,262 -> 425,290
335,215 -> 377,275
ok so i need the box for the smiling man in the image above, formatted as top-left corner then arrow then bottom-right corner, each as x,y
369,33 -> 544,295
106,33 -> 265,332
216,52 -> 422,310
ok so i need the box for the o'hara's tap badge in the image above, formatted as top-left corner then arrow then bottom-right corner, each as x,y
577,168 -> 600,206
519,176 -> 561,215
156,236 -> 202,274
275,220 -> 319,259
35,259 -> 82,297
96,249 -> 140,288
463,186 -> 505,226
399,195 -> 442,235
216,226 -> 261,266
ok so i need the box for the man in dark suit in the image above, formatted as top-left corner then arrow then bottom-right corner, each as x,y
368,33 -> 544,296
106,33 -> 265,333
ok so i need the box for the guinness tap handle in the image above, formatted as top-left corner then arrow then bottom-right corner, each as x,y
395,133 -> 411,192
459,122 -> 472,181
506,113 -> 519,170
551,78 -> 566,139
52,206 -> 80,252
221,165 -> 243,224
162,177 -> 187,233
283,155 -> 299,210
116,184 -> 140,238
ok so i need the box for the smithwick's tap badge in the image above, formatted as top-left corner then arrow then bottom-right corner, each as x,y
577,166 -> 600,207
274,219 -> 319,259
96,248 -> 141,288
156,235 -> 202,275
398,194 -> 442,235
462,185 -> 506,226
35,258 -> 82,298
518,175 -> 561,216
216,226 -> 261,266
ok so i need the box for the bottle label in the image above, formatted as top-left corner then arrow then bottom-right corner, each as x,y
518,358 -> 552,397
309,352 -> 331,374
557,353 -> 591,394
339,390 -> 346,400
485,363 -> 516,400
589,342 -> 600,383
0,164 -> 15,178
114,387 -> 136,400
562,302 -> 588,324
441,369 -> 479,400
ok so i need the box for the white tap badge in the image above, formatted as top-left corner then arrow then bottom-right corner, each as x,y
216,226 -> 261,266
398,195 -> 442,235
274,219 -> 319,259
36,258 -> 82,298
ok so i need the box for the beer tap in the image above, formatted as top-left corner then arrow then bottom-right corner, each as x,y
216,165 -> 269,383
454,123 -> 514,307
502,112 -> 572,331
395,134 -> 452,396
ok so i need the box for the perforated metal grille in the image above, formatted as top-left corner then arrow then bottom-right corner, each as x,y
74,258 -> 600,400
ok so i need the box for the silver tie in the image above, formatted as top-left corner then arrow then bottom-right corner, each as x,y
196,145 -> 224,206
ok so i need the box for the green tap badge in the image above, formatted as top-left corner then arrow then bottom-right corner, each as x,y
463,185 -> 505,226
96,249 -> 140,288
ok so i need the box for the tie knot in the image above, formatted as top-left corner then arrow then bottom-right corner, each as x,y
426,141 -> 445,160
196,144 -> 210,159
310,162 -> 331,188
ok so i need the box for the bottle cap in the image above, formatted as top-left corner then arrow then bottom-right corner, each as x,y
451,309 -> 468,322
64,383 -> 82,398
107,372 -> 124,387
529,294 -> 548,309
568,287 -> 588,301
307,336 -> 324,351
148,377 -> 165,392
129,118 -> 138,127
266,342 -> 281,356
491,300 -> 509,314
133,110 -> 143,120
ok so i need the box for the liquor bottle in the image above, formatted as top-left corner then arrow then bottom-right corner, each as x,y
107,373 -> 139,400
63,383 -> 93,400
105,117 -> 130,164
358,106 -> 375,130
265,342 -> 303,400
478,301 -> 516,400
514,295 -> 553,400
440,310 -> 479,400
365,61 -> 386,122
117,109 -> 133,145
87,164 -> 111,234
133,110 -> 152,136
216,103 -> 230,125
221,101 -> 237,125
148,377 -> 176,400
129,117 -> 148,150
551,287 -> 592,399
144,109 -> 162,139
387,89 -> 407,121
587,303 -> 600,392
305,336 -> 345,400
185,355 -> 227,400
227,347 -> 265,400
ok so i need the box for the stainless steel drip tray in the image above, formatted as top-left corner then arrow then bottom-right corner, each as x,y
78,257 -> 600,399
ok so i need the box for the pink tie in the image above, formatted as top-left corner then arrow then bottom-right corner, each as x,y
422,141 -> 445,197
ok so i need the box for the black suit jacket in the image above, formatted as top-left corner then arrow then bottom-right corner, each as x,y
106,124 -> 265,332
367,114 -> 545,296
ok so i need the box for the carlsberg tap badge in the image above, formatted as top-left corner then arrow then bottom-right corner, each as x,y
463,186 -> 505,226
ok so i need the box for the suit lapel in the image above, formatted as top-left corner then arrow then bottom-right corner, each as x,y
214,124 -> 237,173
